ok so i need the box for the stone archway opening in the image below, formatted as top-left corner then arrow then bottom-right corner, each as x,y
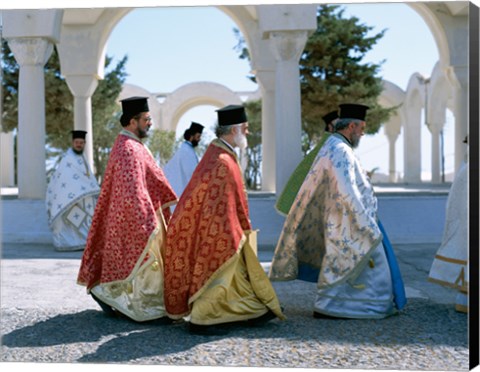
107,6 -> 260,151
105,6 -> 257,104
341,2 -> 456,184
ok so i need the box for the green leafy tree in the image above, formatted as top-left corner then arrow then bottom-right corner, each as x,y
243,100 -> 262,190
1,39 -> 19,133
91,55 -> 128,180
234,4 -> 396,156
146,128 -> 177,167
1,40 -> 128,182
300,5 -> 394,152
44,47 -> 75,150
1,39 -> 20,182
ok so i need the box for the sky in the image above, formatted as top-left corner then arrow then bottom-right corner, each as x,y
104,2 -> 457,182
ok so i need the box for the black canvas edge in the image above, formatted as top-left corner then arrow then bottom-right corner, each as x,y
469,2 -> 480,371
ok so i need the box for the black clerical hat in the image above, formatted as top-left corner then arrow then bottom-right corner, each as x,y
322,110 -> 339,126
120,97 -> 149,124
71,130 -> 87,140
216,105 -> 247,126
190,122 -> 204,134
339,103 -> 369,121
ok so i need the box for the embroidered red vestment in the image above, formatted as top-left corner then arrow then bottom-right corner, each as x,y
77,133 -> 177,290
163,139 -> 251,316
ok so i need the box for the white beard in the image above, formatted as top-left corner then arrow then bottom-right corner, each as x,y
234,131 -> 248,150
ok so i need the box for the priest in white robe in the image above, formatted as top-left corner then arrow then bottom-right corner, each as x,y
164,122 -> 204,199
270,103 -> 405,319
46,130 -> 100,251
428,136 -> 469,313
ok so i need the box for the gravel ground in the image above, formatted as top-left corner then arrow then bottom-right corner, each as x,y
0,243 -> 470,370
1,281 -> 468,370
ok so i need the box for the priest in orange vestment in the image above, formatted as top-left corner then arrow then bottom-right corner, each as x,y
77,97 -> 177,322
164,105 -> 285,335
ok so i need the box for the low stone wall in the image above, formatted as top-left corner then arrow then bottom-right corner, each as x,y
248,191 -> 448,248
1,190 -> 448,246
1,198 -> 53,244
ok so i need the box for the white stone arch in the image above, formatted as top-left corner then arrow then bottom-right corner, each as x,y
380,80 -> 406,137
428,62 -> 451,127
428,62 -> 454,183
57,9 -> 132,170
118,84 -> 163,130
407,2 -> 468,172
378,80 -> 406,182
159,82 -> 247,132
93,5 -> 313,193
58,6 -> 277,186
407,3 -> 450,69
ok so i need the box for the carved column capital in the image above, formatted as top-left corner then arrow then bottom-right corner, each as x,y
268,30 -> 309,62
7,37 -> 53,67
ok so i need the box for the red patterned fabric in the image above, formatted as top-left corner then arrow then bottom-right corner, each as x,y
164,139 -> 251,316
77,133 -> 177,289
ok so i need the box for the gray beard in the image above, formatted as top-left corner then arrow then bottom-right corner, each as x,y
350,135 -> 360,148
234,132 -> 248,150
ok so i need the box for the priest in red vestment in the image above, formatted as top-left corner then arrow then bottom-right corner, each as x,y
77,96 -> 177,322
164,105 -> 285,335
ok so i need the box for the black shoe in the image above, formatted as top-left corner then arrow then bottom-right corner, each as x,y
150,316 -> 175,325
247,309 -> 277,327
189,322 -> 229,336
313,311 -> 340,319
91,293 -> 118,317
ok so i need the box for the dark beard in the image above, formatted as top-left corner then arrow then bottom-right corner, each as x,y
191,140 -> 199,147
72,148 -> 84,155
138,128 -> 148,139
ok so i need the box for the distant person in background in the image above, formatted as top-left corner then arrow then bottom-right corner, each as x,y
46,130 -> 100,252
270,103 -> 406,319
77,96 -> 177,322
164,122 -> 204,198
429,135 -> 469,313
275,110 -> 338,216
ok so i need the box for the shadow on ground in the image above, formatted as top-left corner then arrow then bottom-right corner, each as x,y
1,298 -> 467,364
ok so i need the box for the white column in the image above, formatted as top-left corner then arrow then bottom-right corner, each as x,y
8,38 -> 53,199
268,30 -> 308,195
448,65 -> 469,174
429,125 -> 442,184
387,135 -> 397,183
255,70 -> 276,192
1,132 -> 15,187
65,75 -> 99,172
403,102 -> 422,183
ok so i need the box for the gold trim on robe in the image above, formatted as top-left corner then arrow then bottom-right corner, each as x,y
90,209 -> 169,322
190,230 -> 285,325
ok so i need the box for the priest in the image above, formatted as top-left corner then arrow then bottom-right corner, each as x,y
77,96 -> 177,322
46,130 -> 100,252
164,104 -> 285,335
270,103 -> 406,319
164,121 -> 204,199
